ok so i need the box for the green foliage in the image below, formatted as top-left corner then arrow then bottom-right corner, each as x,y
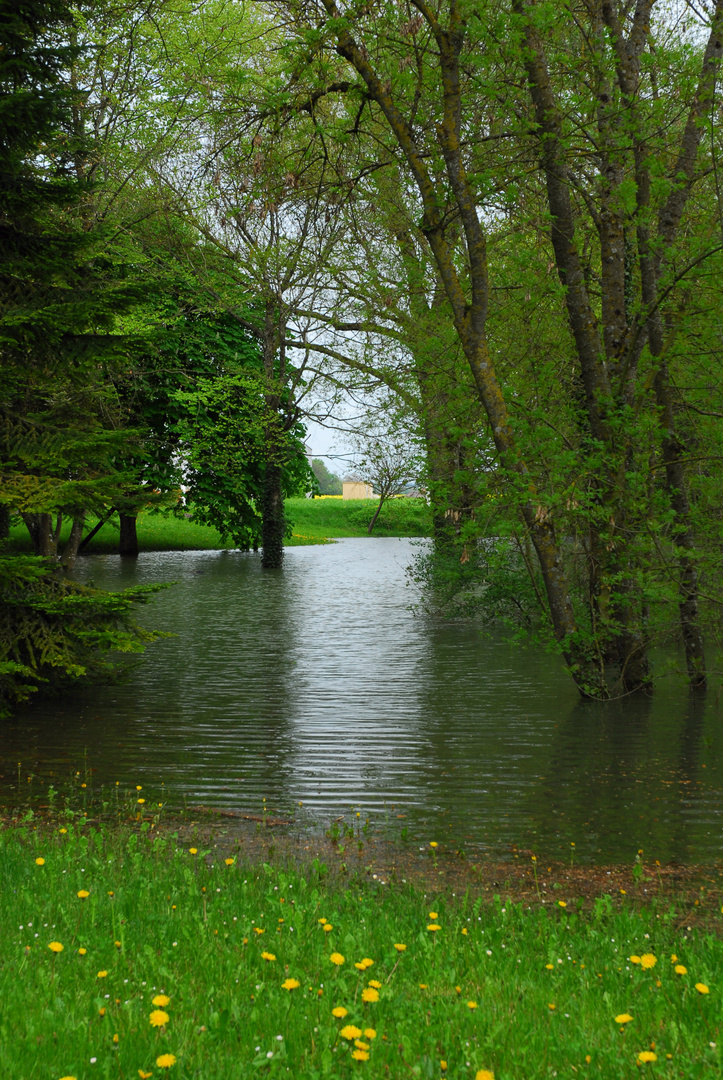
0,550 -> 167,716
311,459 -> 342,495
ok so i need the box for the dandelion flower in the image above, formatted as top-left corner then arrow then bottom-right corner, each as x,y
462,927 -> 468,935
332,1007 -> 348,1019
361,988 -> 379,1003
35,857 -> 45,866
441,1063 -> 447,1072
355,1039 -> 370,1050
78,947 -> 87,955
318,918 -> 327,925
640,954 -> 657,969
670,954 -> 678,963
340,1025 -> 362,1040
455,986 -> 462,994
429,911 -> 438,919
637,1051 -> 657,1063
224,858 -> 234,866
139,1072 -> 153,1079
113,1034 -> 119,1043
545,964 -> 554,970
394,943 -> 406,952
368,980 -> 381,989
427,924 -> 441,932
674,965 -> 687,975
253,927 -> 265,935
364,1028 -> 376,1039
48,941 -> 63,953
695,983 -> 710,994
429,842 -> 438,849
282,978 -> 300,990
153,995 -> 170,1007
77,890 -> 90,899
261,952 -> 276,962
150,1010 -> 169,1027
156,1054 -> 177,1068
58,1076 -> 77,1079
323,924 -> 333,933
97,970 -> 108,978
558,901 -> 567,908
59,828 -> 67,834
189,848 -> 197,855
361,958 -> 374,968
548,1003 -> 556,1011
99,1008 -> 106,1017
629,956 -> 641,965
615,1014 -> 633,1025
467,1000 -> 478,1010
419,983 -> 428,989
476,1072 -> 495,1080
330,952 -> 345,966
352,1049 -> 369,1061
137,798 -> 145,805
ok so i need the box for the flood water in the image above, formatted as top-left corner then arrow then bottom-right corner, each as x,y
3,539 -> 723,864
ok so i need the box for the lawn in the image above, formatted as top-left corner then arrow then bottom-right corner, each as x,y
1,785 -> 721,1078
5,498 -> 430,555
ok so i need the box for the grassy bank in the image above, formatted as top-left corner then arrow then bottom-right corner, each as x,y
4,498 -> 429,555
2,793 -> 721,1078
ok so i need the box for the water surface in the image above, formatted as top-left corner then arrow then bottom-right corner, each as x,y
3,539 -> 722,863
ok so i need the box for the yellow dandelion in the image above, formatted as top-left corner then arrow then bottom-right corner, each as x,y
429,842 -> 438,849
695,983 -> 710,994
189,848 -> 197,855
77,889 -> 90,899
429,911 -> 439,919
427,924 -> 441,932
467,1000 -> 478,1010
441,1063 -> 447,1073
282,978 -> 300,990
78,947 -> 87,955
394,943 -> 406,952
629,956 -> 641,965
323,924 -> 333,932
152,995 -> 170,1007
137,798 -> 145,804
253,927 -> 264,935
637,1051 -> 657,1063
113,1034 -> 119,1044
361,958 -> 374,968
224,858 -> 234,866
332,1007 -> 348,1019
58,1076 -> 77,1079
139,1072 -> 153,1079
462,927 -> 468,935
361,987 -> 379,1003
368,979 -> 382,989
455,985 -> 461,994
97,970 -> 108,978
548,1003 -> 556,1011
261,951 -> 276,962
364,1028 -> 376,1039
545,963 -> 554,970
156,1054 -> 176,1068
355,1039 -> 370,1050
419,983 -> 428,989
351,1049 -> 369,1061
59,828 -> 67,834
136,785 -> 142,791
476,1072 -> 495,1080
99,1008 -> 106,1017
35,857 -> 45,866
114,940 -> 121,948
670,954 -> 678,962
150,1010 -> 169,1027
48,941 -> 63,953
340,1025 -> 362,1040
640,954 -> 657,969
675,964 -> 687,975
558,901 -> 567,908
330,952 -> 345,965
615,1014 -> 633,1024
318,918 -> 327,925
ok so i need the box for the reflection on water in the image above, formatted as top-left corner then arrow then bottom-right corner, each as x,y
2,539 -> 722,863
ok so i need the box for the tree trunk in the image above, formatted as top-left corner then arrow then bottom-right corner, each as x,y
60,513 -> 86,571
261,464 -> 285,569
119,513 -> 139,557
21,512 -> 57,557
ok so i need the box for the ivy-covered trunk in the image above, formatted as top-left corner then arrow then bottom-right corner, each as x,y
119,513 -> 139,558
261,464 -> 285,569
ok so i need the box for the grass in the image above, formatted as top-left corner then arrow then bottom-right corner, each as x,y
4,498 -> 429,556
2,785 -> 721,1078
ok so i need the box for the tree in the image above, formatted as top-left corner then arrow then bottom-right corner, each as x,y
346,409 -> 422,533
311,459 -> 342,494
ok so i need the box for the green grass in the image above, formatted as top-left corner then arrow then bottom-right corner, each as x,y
5,499 -> 429,556
2,789 -> 721,1078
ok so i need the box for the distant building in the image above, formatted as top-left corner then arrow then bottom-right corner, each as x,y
342,481 -> 374,499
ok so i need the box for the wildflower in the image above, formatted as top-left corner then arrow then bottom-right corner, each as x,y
77,890 -> 90,899
427,924 -> 441,932
352,1049 -> 369,1060
362,988 -> 379,1003
558,901 -> 567,908
467,1000 -> 478,1010
253,928 -> 265,935
364,1029 -> 376,1039
59,828 -> 67,833
35,857 -> 45,866
640,954 -> 657,969
189,848 -> 197,855
629,956 -> 641,965
282,978 -> 300,990
138,798 -> 145,805
318,918 -> 327,925
674,965 -> 687,975
548,1003 -> 556,1011
340,1025 -> 362,1040
156,1054 -> 177,1068
58,1076 -> 77,1079
323,924 -> 333,932
98,970 -> 108,978
332,1007 -> 348,1019
670,954 -> 678,963
476,1072 -> 495,1080
152,995 -> 170,1007
137,785 -> 142,791
695,983 -> 710,994
545,964 -> 554,970
368,980 -> 382,989
150,1010 -> 169,1027
429,842 -> 438,849
261,952 -> 276,962
455,986 -> 461,994
113,1034 -> 119,1044
78,947 -> 87,955
224,858 -> 234,866
48,942 -> 64,953
637,1051 -> 657,1063
429,911 -> 438,919
99,1008 -> 106,1016
114,940 -> 122,948
139,1072 -> 153,1079
462,927 -> 468,935
394,943 -> 406,952
330,952 -> 345,965
441,1063 -> 447,1073
419,984 -> 428,989
615,1014 -> 633,1025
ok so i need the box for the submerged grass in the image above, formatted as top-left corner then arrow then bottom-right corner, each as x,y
2,788 -> 721,1078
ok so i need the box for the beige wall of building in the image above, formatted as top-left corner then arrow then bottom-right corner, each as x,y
342,481 -> 374,499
